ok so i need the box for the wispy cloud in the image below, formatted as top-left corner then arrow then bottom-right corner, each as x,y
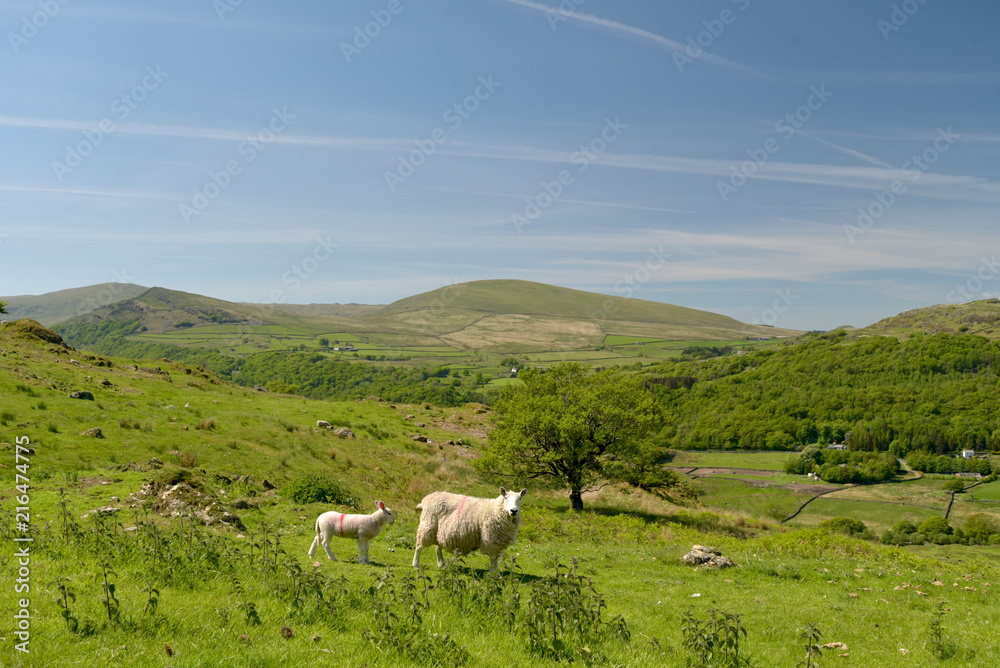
501,0 -> 764,76
5,115 -> 998,203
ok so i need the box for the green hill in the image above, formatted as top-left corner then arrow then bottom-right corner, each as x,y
860,298 -> 1000,340
646,328 -> 1000,453
1,283 -> 148,326
54,280 -> 799,357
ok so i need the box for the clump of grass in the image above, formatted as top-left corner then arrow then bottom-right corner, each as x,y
0,410 -> 15,425
176,452 -> 198,469
195,418 -> 216,430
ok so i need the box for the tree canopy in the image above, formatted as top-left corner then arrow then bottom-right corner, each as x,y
474,362 -> 672,511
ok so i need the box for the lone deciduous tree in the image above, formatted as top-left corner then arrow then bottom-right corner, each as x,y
475,362 -> 673,511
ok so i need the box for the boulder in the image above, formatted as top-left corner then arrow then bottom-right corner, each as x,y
332,427 -> 355,439
99,378 -> 112,387
682,545 -> 736,570
410,434 -> 430,443
68,390 -> 95,400
80,427 -> 104,438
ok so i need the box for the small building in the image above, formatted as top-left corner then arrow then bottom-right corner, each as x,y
961,449 -> 975,459
510,368 -> 518,378
827,443 -> 847,451
956,471 -> 982,479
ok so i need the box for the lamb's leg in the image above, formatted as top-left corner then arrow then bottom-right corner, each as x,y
307,536 -> 320,558
358,538 -> 368,564
321,536 -> 338,561
435,545 -> 445,568
412,545 -> 423,567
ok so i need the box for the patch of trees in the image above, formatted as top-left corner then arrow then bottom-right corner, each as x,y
234,352 -> 494,406
647,332 -> 1000,453
784,444 -> 900,484
904,450 -> 996,476
881,515 -> 1000,546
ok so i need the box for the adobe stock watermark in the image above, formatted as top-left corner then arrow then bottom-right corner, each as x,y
946,256 -> 1000,304
877,0 -> 931,41
73,268 -> 136,317
751,288 -> 799,326
383,279 -> 468,358
590,246 -> 672,322
384,75 -> 501,192
179,107 -> 295,224
545,0 -> 586,30
51,66 -> 169,182
226,235 -> 338,347
7,0 -> 71,54
340,0 -> 409,64
510,116 -> 628,234
214,0 -> 243,21
674,0 -> 752,73
13,436 -> 33,655
843,126 -> 959,244
717,84 -> 833,202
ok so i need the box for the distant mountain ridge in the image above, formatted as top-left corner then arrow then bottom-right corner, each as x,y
2,283 -> 149,326
38,280 -> 798,351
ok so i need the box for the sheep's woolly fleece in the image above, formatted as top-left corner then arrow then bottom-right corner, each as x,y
413,487 -> 525,570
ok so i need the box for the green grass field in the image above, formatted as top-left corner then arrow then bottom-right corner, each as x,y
970,480 -> 1000,501
673,450 -> 795,471
3,321 -> 1000,666
791,497 -> 942,533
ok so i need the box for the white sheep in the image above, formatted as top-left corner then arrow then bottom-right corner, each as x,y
412,487 -> 526,571
316,420 -> 331,429
307,500 -> 394,564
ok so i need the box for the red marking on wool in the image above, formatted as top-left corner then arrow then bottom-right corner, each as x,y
456,496 -> 469,519
339,513 -> 346,537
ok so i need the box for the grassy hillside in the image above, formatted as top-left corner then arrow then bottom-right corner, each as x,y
861,298 -> 1000,340
1,283 -> 148,326
2,321 -> 1000,666
646,329 -> 1000,453
55,280 -> 799,357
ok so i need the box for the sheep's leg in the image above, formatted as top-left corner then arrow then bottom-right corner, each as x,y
435,545 -> 445,568
307,536 -> 320,558
488,554 -> 499,572
358,538 -> 368,564
321,537 -> 338,561
412,544 -> 423,567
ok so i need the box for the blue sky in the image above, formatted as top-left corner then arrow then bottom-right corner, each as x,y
1,0 -> 999,330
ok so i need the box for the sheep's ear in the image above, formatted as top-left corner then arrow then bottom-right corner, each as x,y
377,500 -> 385,511
499,487 -> 507,497
519,488 -> 527,497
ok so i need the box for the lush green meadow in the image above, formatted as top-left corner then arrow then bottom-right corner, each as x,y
3,321 -> 1000,666
672,450 -> 795,471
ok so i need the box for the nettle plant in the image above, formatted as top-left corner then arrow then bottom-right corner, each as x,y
680,607 -> 751,668
524,557 -> 630,662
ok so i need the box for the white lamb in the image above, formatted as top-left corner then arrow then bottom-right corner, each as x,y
412,487 -> 526,571
307,500 -> 394,564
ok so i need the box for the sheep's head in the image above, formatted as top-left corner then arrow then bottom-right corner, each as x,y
376,500 -> 395,525
499,487 -> 526,518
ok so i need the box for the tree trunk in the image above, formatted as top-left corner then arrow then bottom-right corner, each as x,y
570,488 -> 584,511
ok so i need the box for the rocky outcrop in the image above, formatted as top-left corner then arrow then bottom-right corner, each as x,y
682,545 -> 736,570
